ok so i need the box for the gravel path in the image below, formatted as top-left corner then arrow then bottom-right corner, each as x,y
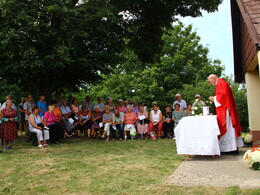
165,148 -> 260,189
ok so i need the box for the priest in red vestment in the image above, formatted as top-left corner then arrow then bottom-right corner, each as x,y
208,74 -> 243,153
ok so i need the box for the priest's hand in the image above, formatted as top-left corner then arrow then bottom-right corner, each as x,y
209,96 -> 214,101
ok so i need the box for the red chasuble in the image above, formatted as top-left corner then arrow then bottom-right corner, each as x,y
215,78 -> 242,138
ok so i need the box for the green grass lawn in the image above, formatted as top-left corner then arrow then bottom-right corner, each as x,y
0,136 -> 259,195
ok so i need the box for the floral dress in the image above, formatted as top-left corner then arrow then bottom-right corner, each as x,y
92,111 -> 103,129
1,107 -> 18,141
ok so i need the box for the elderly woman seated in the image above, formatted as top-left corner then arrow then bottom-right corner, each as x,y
137,106 -> 149,139
149,103 -> 163,140
28,106 -> 49,148
184,103 -> 193,116
43,105 -> 64,144
91,106 -> 103,138
101,106 -> 113,141
172,103 -> 184,128
124,105 -> 137,140
60,100 -> 74,137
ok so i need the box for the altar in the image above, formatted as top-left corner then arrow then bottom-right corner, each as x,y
174,115 -> 221,156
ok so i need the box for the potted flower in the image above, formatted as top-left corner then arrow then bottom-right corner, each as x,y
243,133 -> 253,147
243,146 -> 260,170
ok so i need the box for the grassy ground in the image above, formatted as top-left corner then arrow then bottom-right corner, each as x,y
0,136 -> 259,195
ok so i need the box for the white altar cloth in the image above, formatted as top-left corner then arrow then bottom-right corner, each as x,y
175,115 -> 221,156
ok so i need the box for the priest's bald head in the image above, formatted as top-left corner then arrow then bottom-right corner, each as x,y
207,74 -> 219,86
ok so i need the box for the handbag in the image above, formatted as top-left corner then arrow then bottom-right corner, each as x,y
37,123 -> 44,129
33,114 -> 44,129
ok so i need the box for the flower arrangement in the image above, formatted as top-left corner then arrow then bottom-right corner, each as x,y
242,133 -> 253,147
191,106 -> 201,115
192,99 -> 204,115
243,146 -> 260,170
244,134 -> 253,143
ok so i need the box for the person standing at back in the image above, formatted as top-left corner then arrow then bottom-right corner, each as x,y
1,95 -> 17,111
67,95 -> 74,107
173,94 -> 187,110
82,96 -> 93,111
95,97 -> 105,112
18,98 -> 26,135
23,94 -> 36,142
106,97 -> 115,114
115,99 -> 127,113
37,95 -> 47,119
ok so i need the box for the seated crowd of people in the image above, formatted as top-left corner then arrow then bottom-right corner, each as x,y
0,93 -> 206,151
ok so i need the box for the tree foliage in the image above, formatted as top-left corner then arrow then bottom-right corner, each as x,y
88,23 -> 224,106
111,0 -> 223,61
0,79 -> 27,103
0,0 -> 222,96
0,0 -> 123,96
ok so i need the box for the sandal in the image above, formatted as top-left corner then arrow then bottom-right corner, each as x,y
43,144 -> 49,147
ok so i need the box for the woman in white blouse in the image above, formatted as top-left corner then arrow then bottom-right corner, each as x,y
149,103 -> 163,140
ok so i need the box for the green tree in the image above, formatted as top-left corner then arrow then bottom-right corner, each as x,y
111,0 -> 223,61
0,79 -> 27,103
0,0 -> 124,98
0,0 -> 222,98
89,23 -> 224,107
229,79 -> 248,131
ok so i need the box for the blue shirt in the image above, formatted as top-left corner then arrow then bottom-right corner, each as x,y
173,100 -> 187,110
103,113 -> 112,122
37,100 -> 47,117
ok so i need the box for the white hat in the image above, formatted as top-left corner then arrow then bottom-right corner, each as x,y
195,94 -> 200,98
118,99 -> 123,102
175,94 -> 181,97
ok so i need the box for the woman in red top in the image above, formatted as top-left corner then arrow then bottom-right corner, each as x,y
124,105 -> 137,140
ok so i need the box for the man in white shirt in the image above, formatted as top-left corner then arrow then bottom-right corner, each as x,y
173,94 -> 187,110
1,95 -> 17,111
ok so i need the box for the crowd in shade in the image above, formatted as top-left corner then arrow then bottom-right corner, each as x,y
0,93 -> 207,152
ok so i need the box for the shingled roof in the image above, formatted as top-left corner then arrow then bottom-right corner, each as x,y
231,0 -> 260,83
